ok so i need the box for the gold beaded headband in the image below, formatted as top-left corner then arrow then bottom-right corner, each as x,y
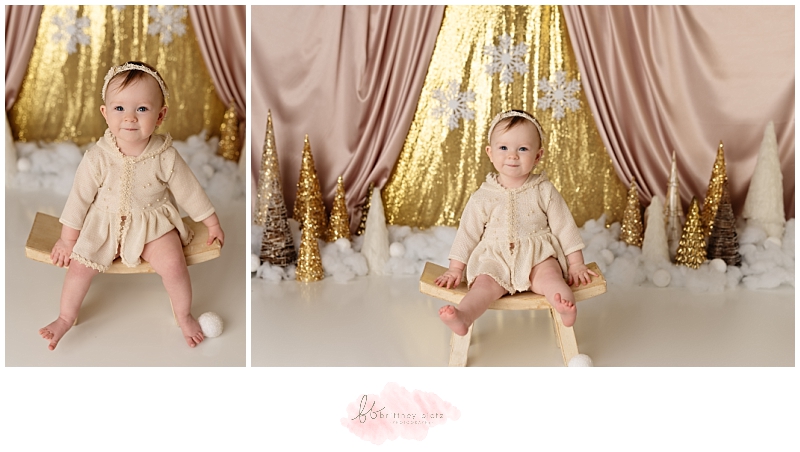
487,110 -> 545,148
102,62 -> 169,102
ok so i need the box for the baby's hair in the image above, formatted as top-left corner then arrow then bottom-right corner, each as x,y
488,109 -> 546,149
103,61 -> 169,106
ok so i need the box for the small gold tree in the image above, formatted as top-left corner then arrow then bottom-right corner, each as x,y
675,197 -> 706,269
293,135 -> 327,239
326,175 -> 351,242
620,177 -> 643,247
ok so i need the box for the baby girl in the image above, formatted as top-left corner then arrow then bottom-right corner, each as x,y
436,109 -> 596,335
39,61 -> 225,350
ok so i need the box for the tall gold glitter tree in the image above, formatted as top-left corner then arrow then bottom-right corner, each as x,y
218,102 -> 241,161
326,176 -> 351,242
701,141 -> 728,238
620,178 -> 644,247
355,183 -> 374,236
675,197 -> 706,269
256,110 -> 296,266
295,226 -> 324,282
293,135 -> 327,239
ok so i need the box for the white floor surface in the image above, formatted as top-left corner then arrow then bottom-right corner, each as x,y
252,270 -> 794,367
5,189 -> 246,366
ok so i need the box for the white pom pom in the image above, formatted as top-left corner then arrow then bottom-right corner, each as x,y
764,236 -> 782,249
568,354 -> 594,367
652,269 -> 671,287
198,312 -> 223,338
709,258 -> 727,273
600,249 -> 615,265
334,238 -> 351,251
389,242 -> 406,258
250,254 -> 260,273
202,163 -> 215,179
17,157 -> 32,172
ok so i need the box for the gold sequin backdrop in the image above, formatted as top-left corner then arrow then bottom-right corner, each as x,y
383,5 -> 627,228
9,5 -> 225,146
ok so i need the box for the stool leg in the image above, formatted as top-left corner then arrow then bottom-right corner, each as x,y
550,307 -> 579,366
448,324 -> 473,367
169,297 -> 178,326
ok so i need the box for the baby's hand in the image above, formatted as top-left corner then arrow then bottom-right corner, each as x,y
207,224 -> 225,248
568,263 -> 597,287
50,238 -> 77,267
435,269 -> 463,289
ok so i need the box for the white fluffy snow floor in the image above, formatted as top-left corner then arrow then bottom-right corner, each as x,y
253,216 -> 795,292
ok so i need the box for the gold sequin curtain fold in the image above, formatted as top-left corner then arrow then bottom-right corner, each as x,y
383,5 -> 627,228
8,5 -> 226,146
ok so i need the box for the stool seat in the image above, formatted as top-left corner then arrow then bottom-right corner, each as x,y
419,261 -> 606,366
25,212 -> 221,273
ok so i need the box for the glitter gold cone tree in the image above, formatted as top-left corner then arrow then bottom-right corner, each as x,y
355,183 -> 374,236
701,141 -> 728,238
256,110 -> 296,266
675,197 -> 706,269
293,135 -> 327,239
707,181 -> 742,266
218,102 -> 240,161
295,226 -> 324,282
620,178 -> 644,247
326,175 -> 351,242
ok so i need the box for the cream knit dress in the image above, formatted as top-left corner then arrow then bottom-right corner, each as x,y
60,130 -> 216,272
448,172 -> 584,294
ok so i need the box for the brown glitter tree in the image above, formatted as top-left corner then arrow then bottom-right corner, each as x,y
217,101 -> 241,162
295,224 -> 324,282
620,177 -> 643,247
675,197 -> 706,269
326,175 -> 351,242
706,181 -> 741,266
293,134 -> 327,239
701,141 -> 728,238
355,182 -> 374,236
257,110 -> 296,266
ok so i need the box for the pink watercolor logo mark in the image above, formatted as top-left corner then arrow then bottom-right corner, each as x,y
341,382 -> 461,444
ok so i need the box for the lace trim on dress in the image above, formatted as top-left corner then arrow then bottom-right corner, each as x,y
70,252 -> 108,273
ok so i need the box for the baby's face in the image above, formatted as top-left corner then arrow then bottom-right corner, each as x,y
486,121 -> 543,187
100,75 -> 167,152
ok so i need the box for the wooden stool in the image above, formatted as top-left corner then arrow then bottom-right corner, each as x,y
419,261 -> 606,366
25,212 -> 222,325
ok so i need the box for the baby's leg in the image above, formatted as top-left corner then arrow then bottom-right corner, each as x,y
141,229 -> 203,348
439,275 -> 506,336
39,261 -> 98,350
530,257 -> 577,327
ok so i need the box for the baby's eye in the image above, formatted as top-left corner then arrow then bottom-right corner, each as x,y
519,147 -> 529,152
137,106 -> 148,112
499,145 -> 508,151
114,106 -> 123,111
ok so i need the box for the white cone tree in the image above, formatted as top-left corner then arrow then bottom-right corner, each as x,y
742,121 -> 785,239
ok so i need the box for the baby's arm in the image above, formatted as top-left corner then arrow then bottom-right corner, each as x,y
202,213 -> 225,248
566,250 -> 598,286
435,260 -> 466,289
51,225 -> 80,267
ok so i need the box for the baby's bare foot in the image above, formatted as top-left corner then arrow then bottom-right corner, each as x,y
552,293 -> 577,327
38,316 -> 74,351
439,305 -> 470,336
176,314 -> 204,348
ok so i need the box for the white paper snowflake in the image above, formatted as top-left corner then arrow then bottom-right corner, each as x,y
537,71 -> 581,120
51,7 -> 91,55
431,80 -> 476,130
147,5 -> 187,45
483,34 -> 529,84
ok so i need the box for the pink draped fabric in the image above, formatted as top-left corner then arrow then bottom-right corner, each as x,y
5,5 -> 42,110
189,5 -> 247,155
251,5 -> 444,230
563,5 -> 794,218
